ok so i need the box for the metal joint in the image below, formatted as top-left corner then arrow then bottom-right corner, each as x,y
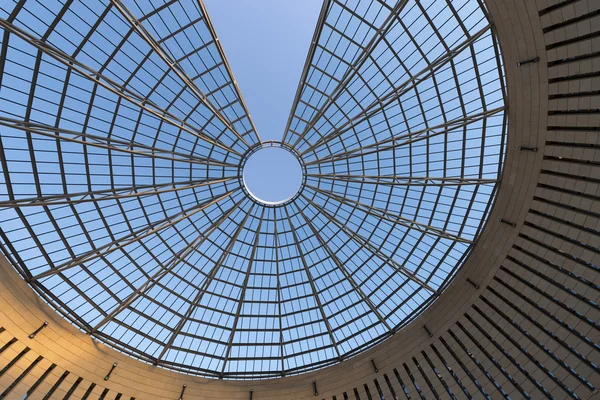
103,362 -> 117,381
519,146 -> 538,152
249,389 -> 254,400
500,218 -> 517,228
28,321 -> 48,339
313,380 -> 318,396
179,384 -> 187,400
423,324 -> 434,338
517,56 -> 539,66
371,358 -> 379,373
466,278 -> 480,289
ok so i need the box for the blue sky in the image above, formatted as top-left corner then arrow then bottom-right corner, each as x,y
204,0 -> 322,142
203,0 -> 322,202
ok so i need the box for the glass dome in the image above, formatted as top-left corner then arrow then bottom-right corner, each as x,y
0,0 -> 506,379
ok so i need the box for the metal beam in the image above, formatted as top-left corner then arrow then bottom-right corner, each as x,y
273,208 -> 286,376
0,177 -> 237,208
154,201 -> 255,364
195,0 -> 261,144
0,18 -> 243,157
298,24 -> 493,156
306,174 -> 499,187
29,189 -> 240,282
295,206 -> 394,333
90,196 -> 248,334
299,192 -> 439,294
306,184 -> 472,244
110,0 -> 254,148
286,0 -> 409,148
220,207 -> 265,377
280,0 -> 331,145
304,106 -> 507,166
282,206 -> 343,360
0,117 -> 238,168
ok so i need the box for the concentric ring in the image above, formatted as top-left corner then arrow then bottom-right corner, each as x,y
239,141 -> 307,207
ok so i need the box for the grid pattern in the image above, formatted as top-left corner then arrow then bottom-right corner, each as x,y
0,0 -> 506,379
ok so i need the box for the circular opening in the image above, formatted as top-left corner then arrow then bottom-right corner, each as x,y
242,146 -> 303,205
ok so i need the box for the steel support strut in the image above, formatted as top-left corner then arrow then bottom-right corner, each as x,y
29,190 -> 240,282
90,195 -> 248,333
0,18 -> 243,157
109,0 -> 257,148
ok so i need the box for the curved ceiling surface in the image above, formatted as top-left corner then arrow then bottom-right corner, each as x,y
0,0 -> 506,379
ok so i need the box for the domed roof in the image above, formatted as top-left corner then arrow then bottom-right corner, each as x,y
0,0 -> 506,379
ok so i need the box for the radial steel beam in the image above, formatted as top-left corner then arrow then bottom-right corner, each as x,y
0,177 -> 237,208
305,106 -> 507,166
307,184 -> 472,244
154,201 -> 255,364
273,208 -> 286,376
285,0 -> 409,147
28,189 -> 240,282
220,207 -> 266,377
282,207 -> 342,360
306,174 -> 499,187
0,19 -> 243,157
110,0 -> 254,148
0,117 -> 238,167
298,24 -> 493,156
281,0 -> 332,144
300,192 -> 439,294
196,0 -> 261,144
295,206 -> 394,333
90,196 -> 248,334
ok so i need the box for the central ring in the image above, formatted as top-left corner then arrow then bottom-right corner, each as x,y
239,141 -> 306,206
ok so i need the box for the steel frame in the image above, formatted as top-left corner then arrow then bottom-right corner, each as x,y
296,24 -> 493,156
0,18 -> 243,157
0,0 -> 507,379
109,0 -> 254,149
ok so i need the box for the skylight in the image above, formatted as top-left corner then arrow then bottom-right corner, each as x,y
0,0 -> 506,379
